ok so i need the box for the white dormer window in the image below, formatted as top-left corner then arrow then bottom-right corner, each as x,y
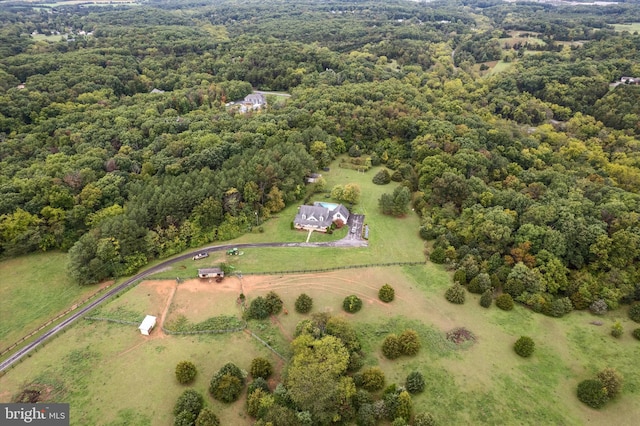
302,214 -> 306,220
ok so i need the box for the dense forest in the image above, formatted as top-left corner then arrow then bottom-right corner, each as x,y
1,0 -> 640,317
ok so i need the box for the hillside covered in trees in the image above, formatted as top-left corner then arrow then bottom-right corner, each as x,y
1,0 -> 640,317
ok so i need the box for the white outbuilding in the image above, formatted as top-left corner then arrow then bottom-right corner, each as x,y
139,315 -> 157,335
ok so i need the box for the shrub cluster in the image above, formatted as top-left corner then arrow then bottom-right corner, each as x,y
360,366 -> 386,392
495,294 -> 514,311
479,290 -> 493,308
195,408 -> 220,426
294,293 -> 313,314
405,371 -> 425,394
413,412 -> 437,426
589,299 -> 608,316
629,303 -> 640,323
382,329 -> 421,359
250,357 -> 273,379
247,292 -> 283,320
576,368 -> 623,409
633,328 -> 640,340
209,363 -> 245,403
343,295 -> 363,313
378,284 -> 395,303
445,284 -> 465,304
372,169 -> 391,185
174,389 -> 204,426
577,379 -> 608,409
611,321 -> 623,338
453,269 -> 467,285
467,273 -> 491,294
175,360 -> 197,384
513,336 -> 535,358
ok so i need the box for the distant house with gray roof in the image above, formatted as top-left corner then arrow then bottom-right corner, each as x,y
293,202 -> 350,232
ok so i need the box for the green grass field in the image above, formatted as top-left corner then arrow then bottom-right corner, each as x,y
2,263 -> 638,425
0,252 -> 101,348
613,23 -> 640,33
487,60 -> 515,75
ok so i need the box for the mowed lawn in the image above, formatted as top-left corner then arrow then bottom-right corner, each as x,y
0,252 -> 100,348
2,263 -> 639,425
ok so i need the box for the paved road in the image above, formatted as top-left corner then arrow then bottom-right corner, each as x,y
0,238 -> 366,372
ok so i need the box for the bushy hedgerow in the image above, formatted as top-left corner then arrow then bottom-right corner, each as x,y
495,294 -> 514,311
633,328 -> 640,340
265,291 -> 283,315
250,357 -> 273,379
382,334 -> 402,359
577,379 -> 608,409
195,408 -> 220,426
378,284 -> 395,303
174,389 -> 204,417
209,363 -> 245,403
343,295 -> 363,313
611,321 -> 623,338
175,360 -> 197,384
372,169 -> 391,185
453,268 -> 467,285
445,284 -> 466,304
405,371 -> 425,394
360,367 -> 386,392
629,303 -> 640,323
589,299 -> 608,316
480,290 -> 493,308
399,329 -> 420,356
295,293 -> 313,314
514,336 -> 535,357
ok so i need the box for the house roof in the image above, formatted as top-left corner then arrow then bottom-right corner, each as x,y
244,93 -> 266,105
139,315 -> 157,331
333,204 -> 350,220
198,268 -> 223,275
294,203 -> 350,228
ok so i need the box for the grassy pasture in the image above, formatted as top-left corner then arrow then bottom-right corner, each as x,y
0,252 -> 101,348
613,23 -> 640,33
487,60 -> 515,75
2,264 -> 639,425
31,34 -> 64,42
499,36 -> 546,48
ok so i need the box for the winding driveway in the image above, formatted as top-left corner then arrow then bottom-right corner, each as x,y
0,237 -> 367,372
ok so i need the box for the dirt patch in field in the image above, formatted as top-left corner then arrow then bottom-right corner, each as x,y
12,384 -> 54,403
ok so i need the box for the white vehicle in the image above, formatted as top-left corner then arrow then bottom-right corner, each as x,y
192,252 -> 209,260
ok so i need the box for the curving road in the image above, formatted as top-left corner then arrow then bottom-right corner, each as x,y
0,238 -> 366,372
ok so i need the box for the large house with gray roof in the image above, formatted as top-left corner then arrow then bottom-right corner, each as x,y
293,202 -> 350,232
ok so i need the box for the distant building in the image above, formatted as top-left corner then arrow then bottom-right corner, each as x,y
150,88 -> 165,94
198,268 -> 225,279
238,93 -> 266,113
139,315 -> 157,336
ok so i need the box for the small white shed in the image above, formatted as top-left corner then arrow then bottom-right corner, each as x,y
139,315 -> 157,336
